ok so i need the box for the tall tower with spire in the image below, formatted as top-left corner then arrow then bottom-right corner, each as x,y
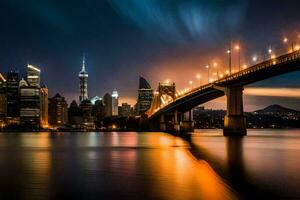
79,55 -> 88,103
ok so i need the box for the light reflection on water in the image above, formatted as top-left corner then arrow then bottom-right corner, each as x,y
192,129 -> 300,199
0,132 -> 236,200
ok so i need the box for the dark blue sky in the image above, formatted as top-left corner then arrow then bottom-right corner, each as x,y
0,0 -> 300,110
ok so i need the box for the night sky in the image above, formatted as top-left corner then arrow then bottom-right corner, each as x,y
1,0 -> 300,111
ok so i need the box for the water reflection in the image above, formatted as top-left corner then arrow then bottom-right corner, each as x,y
191,129 -> 300,199
0,132 -> 237,200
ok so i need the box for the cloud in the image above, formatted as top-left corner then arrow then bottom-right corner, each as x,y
109,0 -> 248,44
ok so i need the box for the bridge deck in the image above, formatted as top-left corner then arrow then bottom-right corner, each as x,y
149,50 -> 300,118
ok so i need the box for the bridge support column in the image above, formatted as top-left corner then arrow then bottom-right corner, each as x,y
180,110 -> 194,132
159,115 -> 166,131
174,110 -> 180,132
224,86 -> 247,136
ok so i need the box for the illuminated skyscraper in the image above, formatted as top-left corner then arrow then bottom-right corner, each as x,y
79,55 -> 88,103
112,89 -> 119,116
40,85 -> 48,128
103,93 -> 112,117
19,79 -> 40,127
0,73 -> 6,124
49,93 -> 68,127
136,77 -> 153,115
6,71 -> 19,119
27,64 -> 41,87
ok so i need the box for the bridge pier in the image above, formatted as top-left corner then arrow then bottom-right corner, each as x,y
224,86 -> 247,136
174,110 -> 180,132
180,110 -> 194,132
159,115 -> 166,131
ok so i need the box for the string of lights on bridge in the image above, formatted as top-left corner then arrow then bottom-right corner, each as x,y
161,34 -> 300,101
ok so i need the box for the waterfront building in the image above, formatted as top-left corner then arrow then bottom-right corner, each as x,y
68,100 -> 81,126
103,93 -> 112,117
6,71 -> 20,122
40,85 -> 48,128
118,103 -> 131,117
92,99 -> 105,127
0,73 -> 6,127
136,77 -> 153,115
49,93 -> 68,127
19,79 -> 40,127
79,55 -> 88,103
79,99 -> 95,129
112,89 -> 119,116
27,64 -> 41,87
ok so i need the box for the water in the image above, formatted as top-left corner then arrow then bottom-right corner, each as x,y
0,130 -> 299,199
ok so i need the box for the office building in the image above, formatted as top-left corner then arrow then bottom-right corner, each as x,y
136,77 -> 153,115
112,89 -> 119,116
6,71 -> 20,121
19,79 -> 40,127
27,64 -> 41,87
49,93 -> 68,127
0,73 -> 6,127
40,85 -> 48,128
103,93 -> 112,117
118,103 -> 131,117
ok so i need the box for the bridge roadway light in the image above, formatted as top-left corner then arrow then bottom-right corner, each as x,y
196,74 -> 201,86
227,48 -> 232,75
252,56 -> 257,63
235,44 -> 241,71
205,65 -> 210,83
268,48 -> 272,54
242,64 -> 248,69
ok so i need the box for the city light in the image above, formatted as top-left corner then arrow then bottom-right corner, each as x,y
283,37 -> 288,43
196,74 -> 201,79
242,64 -> 248,69
268,48 -> 272,54
252,56 -> 258,62
235,45 -> 240,50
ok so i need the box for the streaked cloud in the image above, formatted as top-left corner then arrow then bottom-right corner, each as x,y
109,0 -> 248,44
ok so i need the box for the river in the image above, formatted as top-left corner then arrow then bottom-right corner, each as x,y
0,130 -> 299,199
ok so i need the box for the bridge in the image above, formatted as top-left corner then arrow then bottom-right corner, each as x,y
146,50 -> 300,136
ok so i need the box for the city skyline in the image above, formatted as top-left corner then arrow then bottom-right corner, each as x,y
1,0 -> 300,111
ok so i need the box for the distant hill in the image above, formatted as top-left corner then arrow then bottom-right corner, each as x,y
254,104 -> 300,114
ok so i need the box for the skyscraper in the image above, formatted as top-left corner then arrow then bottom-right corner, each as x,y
0,73 -> 6,124
19,79 -> 40,127
136,77 -> 153,115
103,93 -> 112,117
49,93 -> 68,127
79,55 -> 88,103
27,64 -> 41,87
6,71 -> 19,120
118,103 -> 131,117
40,85 -> 48,128
112,89 -> 119,116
